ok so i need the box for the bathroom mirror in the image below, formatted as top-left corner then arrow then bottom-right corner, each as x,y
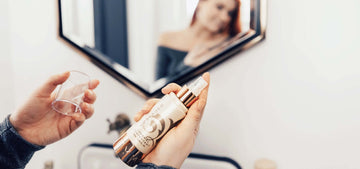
58,0 -> 266,98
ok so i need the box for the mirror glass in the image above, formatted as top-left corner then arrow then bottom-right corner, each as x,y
58,0 -> 266,97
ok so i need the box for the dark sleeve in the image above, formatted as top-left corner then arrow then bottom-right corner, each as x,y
156,46 -> 170,79
136,163 -> 176,169
174,61 -> 192,76
0,115 -> 45,169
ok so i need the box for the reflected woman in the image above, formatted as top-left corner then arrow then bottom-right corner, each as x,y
156,0 -> 241,79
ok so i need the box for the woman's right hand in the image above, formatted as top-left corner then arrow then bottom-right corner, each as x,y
134,73 -> 210,168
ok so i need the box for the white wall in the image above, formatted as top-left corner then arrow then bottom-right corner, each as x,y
1,0 -> 360,169
0,0 -> 15,120
199,0 -> 360,168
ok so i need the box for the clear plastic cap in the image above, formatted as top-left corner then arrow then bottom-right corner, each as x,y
188,76 -> 208,96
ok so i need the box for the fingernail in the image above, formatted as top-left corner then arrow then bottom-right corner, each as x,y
134,114 -> 140,121
86,90 -> 94,96
63,71 -> 70,77
74,113 -> 85,121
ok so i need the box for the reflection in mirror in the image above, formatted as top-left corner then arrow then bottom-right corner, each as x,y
155,0 -> 250,80
58,0 -> 265,97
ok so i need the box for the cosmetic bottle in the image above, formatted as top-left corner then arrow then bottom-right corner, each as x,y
113,76 -> 208,167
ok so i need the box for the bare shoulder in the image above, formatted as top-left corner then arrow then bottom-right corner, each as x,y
158,30 -> 186,48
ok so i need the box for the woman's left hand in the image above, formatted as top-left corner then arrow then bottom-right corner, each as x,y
10,71 -> 100,146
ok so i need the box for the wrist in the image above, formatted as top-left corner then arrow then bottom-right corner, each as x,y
9,115 -> 23,136
9,115 -> 40,146
142,153 -> 184,169
6,115 -> 45,149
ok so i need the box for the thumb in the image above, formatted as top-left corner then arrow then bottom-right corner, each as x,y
37,71 -> 70,97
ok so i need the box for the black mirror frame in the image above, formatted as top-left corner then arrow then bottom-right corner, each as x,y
57,0 -> 267,98
78,143 -> 242,169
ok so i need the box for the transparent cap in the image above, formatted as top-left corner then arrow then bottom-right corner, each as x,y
188,76 -> 208,96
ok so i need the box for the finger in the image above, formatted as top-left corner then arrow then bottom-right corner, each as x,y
80,102 -> 94,119
161,83 -> 182,94
190,72 -> 210,115
134,98 -> 159,122
181,72 -> 210,132
89,79 -> 100,90
72,113 -> 86,123
83,90 -> 97,104
37,71 -> 70,97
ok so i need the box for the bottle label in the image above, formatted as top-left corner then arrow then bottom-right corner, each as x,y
127,93 -> 187,154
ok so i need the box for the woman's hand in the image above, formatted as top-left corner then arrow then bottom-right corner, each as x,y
10,71 -> 100,146
134,73 -> 210,168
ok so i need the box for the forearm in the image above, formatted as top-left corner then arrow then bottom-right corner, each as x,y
0,115 -> 44,169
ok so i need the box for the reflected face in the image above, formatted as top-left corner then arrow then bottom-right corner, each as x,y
196,0 -> 238,33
